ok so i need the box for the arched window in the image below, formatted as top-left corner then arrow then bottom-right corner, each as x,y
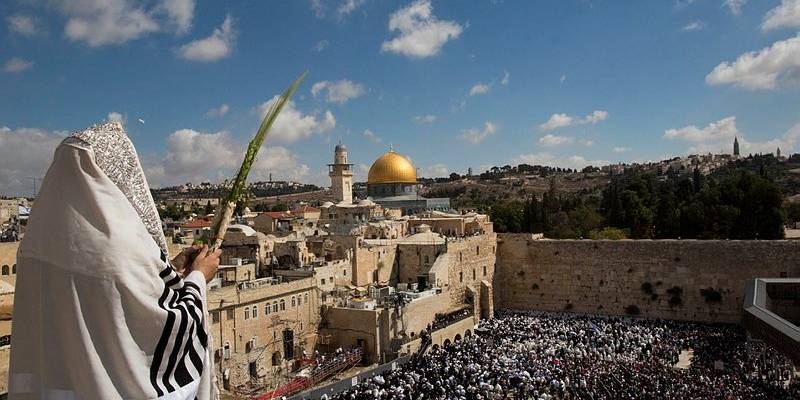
473,269 -> 476,280
272,302 -> 278,313
459,272 -> 463,282
244,307 -> 250,320
279,299 -> 285,311
304,293 -> 308,304
291,296 -> 296,307
424,255 -> 429,264
265,303 -> 270,315
483,265 -> 487,276
252,305 -> 258,319
1,265 -> 7,275
476,246 -> 480,255
11,264 -> 16,274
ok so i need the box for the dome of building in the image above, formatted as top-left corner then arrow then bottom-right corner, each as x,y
367,150 -> 417,184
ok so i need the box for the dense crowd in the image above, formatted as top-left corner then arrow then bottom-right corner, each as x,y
332,310 -> 798,400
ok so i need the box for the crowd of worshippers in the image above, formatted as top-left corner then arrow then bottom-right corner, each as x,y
331,310 -> 798,400
429,307 -> 473,332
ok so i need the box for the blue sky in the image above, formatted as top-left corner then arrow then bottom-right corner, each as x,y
1,0 -> 800,195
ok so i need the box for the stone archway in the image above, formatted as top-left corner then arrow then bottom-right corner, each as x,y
454,334 -> 462,342
443,339 -> 451,347
465,329 -> 472,338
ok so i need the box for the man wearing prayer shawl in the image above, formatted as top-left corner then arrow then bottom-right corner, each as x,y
9,122 -> 220,400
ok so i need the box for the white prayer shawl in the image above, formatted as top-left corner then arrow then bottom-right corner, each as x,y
9,123 -> 216,400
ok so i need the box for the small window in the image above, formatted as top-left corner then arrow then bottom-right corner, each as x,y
291,296 -> 296,307
322,293 -> 327,303
11,264 -> 16,274
459,272 -> 463,282
252,305 -> 258,319
483,265 -> 487,276
473,269 -> 476,280
300,322 -> 304,331
343,269 -> 347,276
1,265 -> 7,275
273,302 -> 278,313
211,311 -> 220,324
265,304 -> 270,315
304,293 -> 309,304
476,246 -> 480,255
425,255 -> 429,264
280,299 -> 285,311
244,307 -> 250,320
321,278 -> 326,285
226,309 -> 235,320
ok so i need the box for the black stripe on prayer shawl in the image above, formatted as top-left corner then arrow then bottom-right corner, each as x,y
149,256 -> 209,397
162,283 -> 190,391
151,286 -> 177,396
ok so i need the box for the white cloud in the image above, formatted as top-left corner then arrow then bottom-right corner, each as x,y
255,96 -> 336,143
580,139 -> 595,146
539,110 -> 609,131
413,114 -> 437,124
146,128 -> 310,187
249,146 -> 311,183
612,146 -> 631,153
419,163 -> 449,178
724,0 -> 747,15
501,70 -> 510,86
583,110 -> 609,124
0,126 -> 67,196
706,35 -> 800,90
459,122 -> 497,144
682,20 -> 705,31
539,114 -> 573,131
381,0 -> 463,58
2,57 -> 33,74
665,116 -> 800,155
664,116 -> 739,142
762,0 -> 800,31
337,0 -> 367,18
363,129 -> 381,143
311,79 -> 366,104
560,74 -> 567,84
107,112 -> 124,123
177,14 -> 235,62
56,0 -> 196,47
7,15 -> 37,36
159,0 -> 195,34
314,39 -> 329,51
538,134 -> 574,147
512,152 -> 609,170
310,0 -> 325,18
204,103 -> 229,118
469,83 -> 490,96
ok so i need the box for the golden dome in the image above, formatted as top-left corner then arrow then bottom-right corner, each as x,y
367,150 -> 417,184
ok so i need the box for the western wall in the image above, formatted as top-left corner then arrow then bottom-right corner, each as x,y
494,234 -> 800,323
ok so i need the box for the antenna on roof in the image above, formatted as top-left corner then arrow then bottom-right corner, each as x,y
389,143 -> 394,152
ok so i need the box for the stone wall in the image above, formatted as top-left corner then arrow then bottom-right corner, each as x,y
494,234 -> 800,323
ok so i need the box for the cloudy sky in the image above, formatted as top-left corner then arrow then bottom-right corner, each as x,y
2,0 -> 800,195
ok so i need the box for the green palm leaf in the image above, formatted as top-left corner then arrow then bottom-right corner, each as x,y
208,71 -> 307,250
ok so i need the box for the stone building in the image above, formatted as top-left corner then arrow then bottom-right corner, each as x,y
207,277 -> 321,391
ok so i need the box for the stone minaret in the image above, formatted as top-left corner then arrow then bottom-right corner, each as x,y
733,136 -> 740,157
328,142 -> 353,203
